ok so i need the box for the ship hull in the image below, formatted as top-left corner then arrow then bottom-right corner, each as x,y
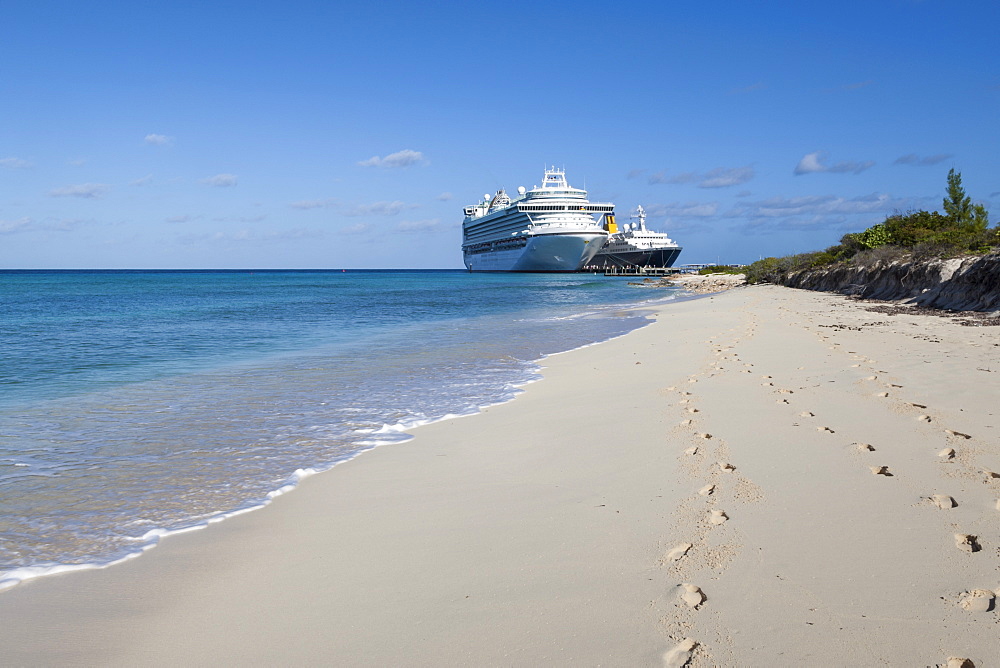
587,247 -> 683,270
465,232 -> 606,272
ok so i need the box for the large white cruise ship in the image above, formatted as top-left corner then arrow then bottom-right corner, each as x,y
461,167 -> 612,271
584,205 -> 682,270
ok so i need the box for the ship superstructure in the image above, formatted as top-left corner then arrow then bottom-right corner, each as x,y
461,167 -> 612,271
585,205 -> 682,270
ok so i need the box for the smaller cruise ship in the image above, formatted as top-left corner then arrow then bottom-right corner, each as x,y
584,205 -> 682,270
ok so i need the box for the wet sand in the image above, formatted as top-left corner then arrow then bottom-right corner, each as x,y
2,285 -> 999,666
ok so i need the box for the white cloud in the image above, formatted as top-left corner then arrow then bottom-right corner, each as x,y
131,174 -> 153,186
730,193 -> 892,219
201,173 -> 238,187
794,151 -> 875,175
0,217 -> 33,233
893,153 -> 953,166
396,218 -> 444,233
211,214 -> 267,223
49,183 -> 110,198
644,202 -> 720,218
341,222 -> 372,235
358,149 -> 424,168
649,165 -> 754,188
175,228 -> 319,245
0,157 -> 33,169
435,192 -> 453,201
648,171 -> 696,185
343,200 -> 417,217
699,166 -> 755,188
144,133 -> 172,145
165,214 -> 196,223
290,198 -> 336,210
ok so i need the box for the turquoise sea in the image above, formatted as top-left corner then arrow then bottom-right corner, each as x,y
0,270 -> 684,588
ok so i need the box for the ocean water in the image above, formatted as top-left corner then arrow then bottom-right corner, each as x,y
0,270 -> 683,589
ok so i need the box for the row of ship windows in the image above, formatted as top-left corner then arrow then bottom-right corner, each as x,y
464,237 -> 529,255
518,205 -> 614,212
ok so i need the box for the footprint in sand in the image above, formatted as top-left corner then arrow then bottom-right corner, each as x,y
875,392 -> 889,398
662,638 -> 697,668
983,469 -> 1000,480
954,534 -> 981,553
856,443 -> 876,452
959,589 -> 995,612
679,584 -> 706,609
870,465 -> 893,476
696,433 -> 712,440
945,658 -> 975,668
687,408 -> 700,414
709,509 -> 728,525
665,543 -> 693,561
917,415 -> 933,423
945,429 -> 972,440
685,446 -> 699,455
778,389 -> 794,394
776,399 -> 790,405
930,495 -> 956,509
717,461 -> 735,472
799,411 -> 814,418
817,426 -> 835,434
698,484 -> 715,496
680,419 -> 693,426
938,448 -> 956,461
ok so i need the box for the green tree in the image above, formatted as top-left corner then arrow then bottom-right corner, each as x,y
943,168 -> 989,232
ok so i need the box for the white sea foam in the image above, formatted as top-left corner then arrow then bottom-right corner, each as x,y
0,270 -> 671,594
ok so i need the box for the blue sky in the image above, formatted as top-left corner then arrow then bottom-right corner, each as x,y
2,0 -> 997,268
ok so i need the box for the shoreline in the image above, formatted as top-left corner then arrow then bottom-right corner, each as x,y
3,285 -> 999,665
0,291 -> 681,595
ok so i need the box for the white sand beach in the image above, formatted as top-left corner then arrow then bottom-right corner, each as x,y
3,284 -> 999,666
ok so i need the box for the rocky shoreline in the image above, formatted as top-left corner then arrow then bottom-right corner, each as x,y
781,252 -> 1000,313
630,273 -> 747,294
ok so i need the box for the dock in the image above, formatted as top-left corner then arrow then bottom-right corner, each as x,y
596,266 -> 682,277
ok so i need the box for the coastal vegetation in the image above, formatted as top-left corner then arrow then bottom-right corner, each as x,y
744,170 -> 999,284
